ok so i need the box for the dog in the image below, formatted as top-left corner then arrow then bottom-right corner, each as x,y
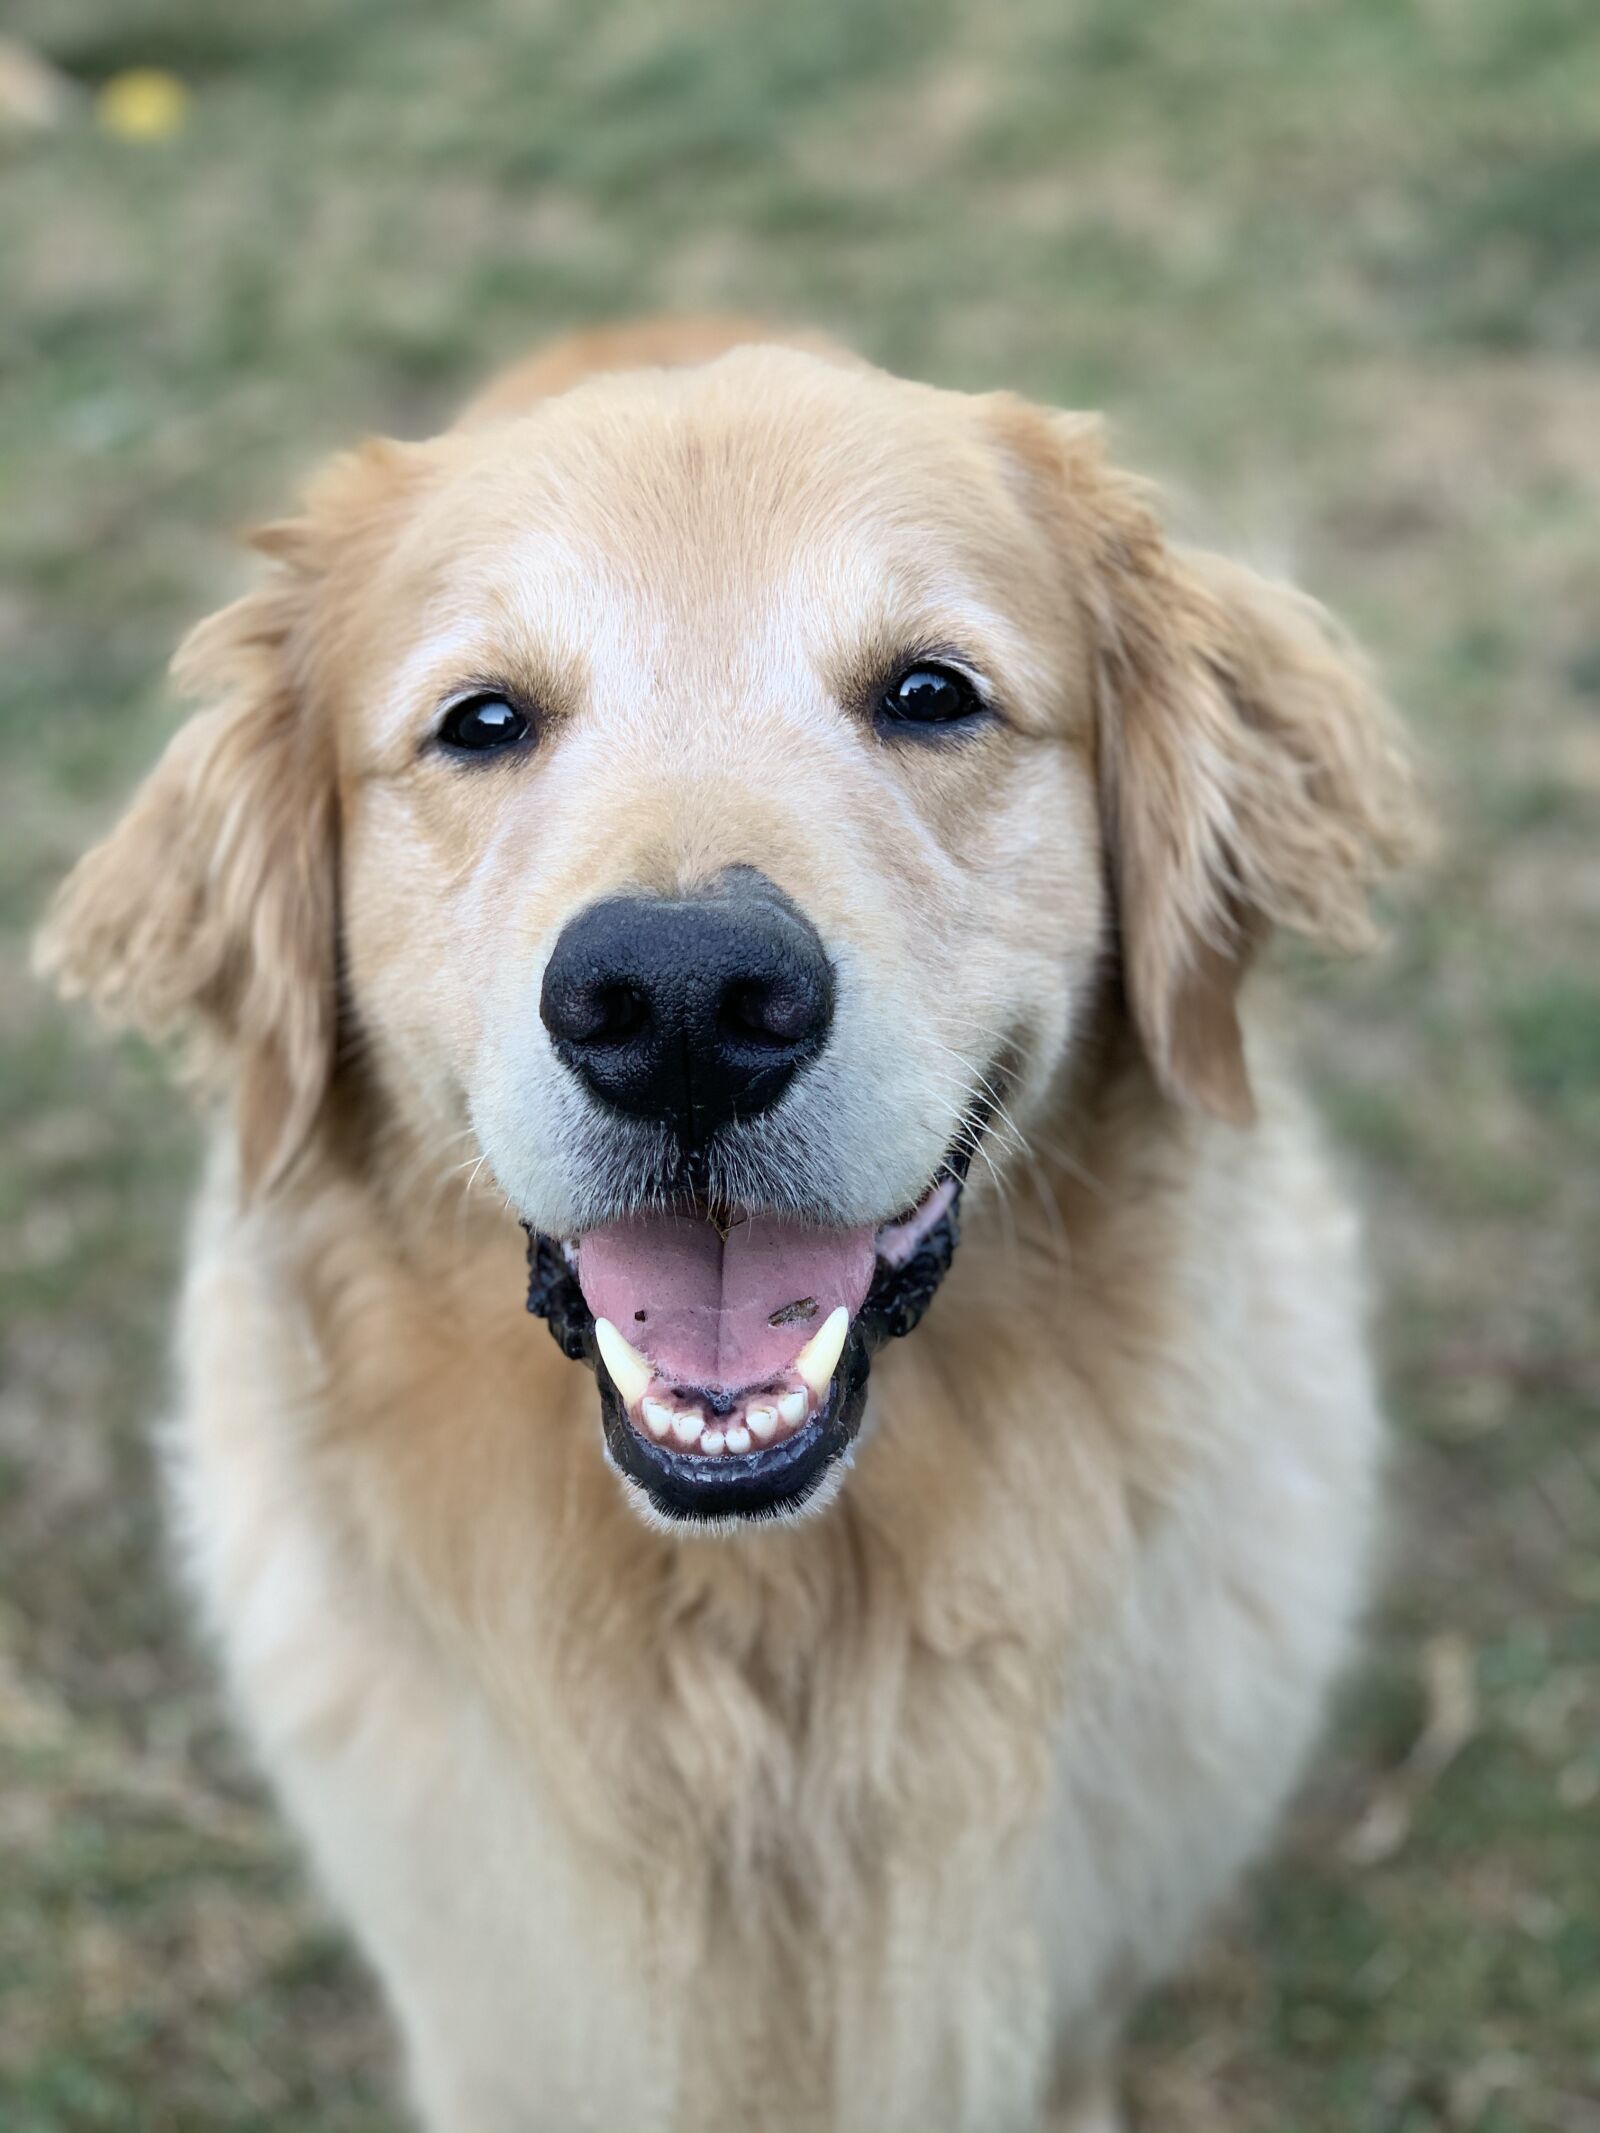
40,317 -> 1417,2131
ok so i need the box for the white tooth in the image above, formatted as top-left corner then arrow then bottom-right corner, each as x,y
777,1391 -> 807,1428
793,1307 -> 849,1402
700,1428 -> 725,1455
642,1399 -> 674,1440
594,1319 -> 652,1410
723,1426 -> 751,1455
747,1406 -> 779,1443
671,1409 -> 702,1448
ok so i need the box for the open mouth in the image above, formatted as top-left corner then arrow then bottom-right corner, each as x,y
523,1106 -> 992,1525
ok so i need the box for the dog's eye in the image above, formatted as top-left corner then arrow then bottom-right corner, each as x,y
879,664 -> 984,729
437,694 -> 531,755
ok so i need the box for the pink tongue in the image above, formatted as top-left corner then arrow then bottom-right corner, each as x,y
577,1212 -> 876,1393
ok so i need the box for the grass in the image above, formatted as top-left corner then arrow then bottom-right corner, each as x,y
2,0 -> 1598,2125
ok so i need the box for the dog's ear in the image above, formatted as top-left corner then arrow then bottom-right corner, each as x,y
995,404 -> 1421,1123
36,560 -> 337,1194
38,438 -> 430,1192
1094,534 -> 1423,1124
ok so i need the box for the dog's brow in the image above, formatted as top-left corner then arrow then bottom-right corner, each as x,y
768,550 -> 1055,703
369,526 -> 655,749
398,617 -> 484,689
367,561 -> 609,753
797,545 -> 1069,732
368,618 -> 495,749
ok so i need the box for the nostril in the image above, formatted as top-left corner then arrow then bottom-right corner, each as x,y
719,978 -> 814,1049
721,972 -> 832,1053
543,970 -> 650,1050
581,981 -> 649,1046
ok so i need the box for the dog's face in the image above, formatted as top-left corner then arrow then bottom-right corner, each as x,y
328,356 -> 1104,1520
42,341 -> 1413,1530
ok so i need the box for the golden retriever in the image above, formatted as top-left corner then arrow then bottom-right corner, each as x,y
40,318 -> 1416,2132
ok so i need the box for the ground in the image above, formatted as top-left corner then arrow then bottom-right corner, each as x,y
1,1 -> 1597,2127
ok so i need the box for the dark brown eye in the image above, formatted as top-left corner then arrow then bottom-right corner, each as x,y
879,664 -> 984,728
438,694 -> 531,755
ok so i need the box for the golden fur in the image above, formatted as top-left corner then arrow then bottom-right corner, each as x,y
40,319 -> 1417,2132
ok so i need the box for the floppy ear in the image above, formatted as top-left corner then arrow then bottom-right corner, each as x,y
1001,406 -> 1420,1124
36,558 -> 337,1194
1098,533 -> 1421,1122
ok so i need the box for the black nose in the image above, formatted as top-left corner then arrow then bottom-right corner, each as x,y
539,874 -> 835,1144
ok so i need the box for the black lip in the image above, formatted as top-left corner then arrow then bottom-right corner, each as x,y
523,1093 -> 995,1524
597,1337 -> 872,1522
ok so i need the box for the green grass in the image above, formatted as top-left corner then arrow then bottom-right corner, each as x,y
3,1 -> 1599,2125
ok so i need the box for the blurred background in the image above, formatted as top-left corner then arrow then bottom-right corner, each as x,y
2,2 -> 1597,2127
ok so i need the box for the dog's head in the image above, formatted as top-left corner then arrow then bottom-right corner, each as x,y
40,340 -> 1414,1528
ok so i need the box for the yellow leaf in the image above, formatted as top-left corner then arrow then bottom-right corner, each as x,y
96,68 -> 188,143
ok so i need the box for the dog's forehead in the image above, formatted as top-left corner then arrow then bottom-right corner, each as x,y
377,354 -> 1066,700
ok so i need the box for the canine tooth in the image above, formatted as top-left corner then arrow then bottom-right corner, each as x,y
700,1428 -> 725,1455
777,1391 -> 807,1428
723,1426 -> 751,1455
670,1409 -> 702,1448
747,1406 -> 778,1443
594,1319 -> 652,1410
642,1399 -> 674,1440
793,1307 -> 849,1402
